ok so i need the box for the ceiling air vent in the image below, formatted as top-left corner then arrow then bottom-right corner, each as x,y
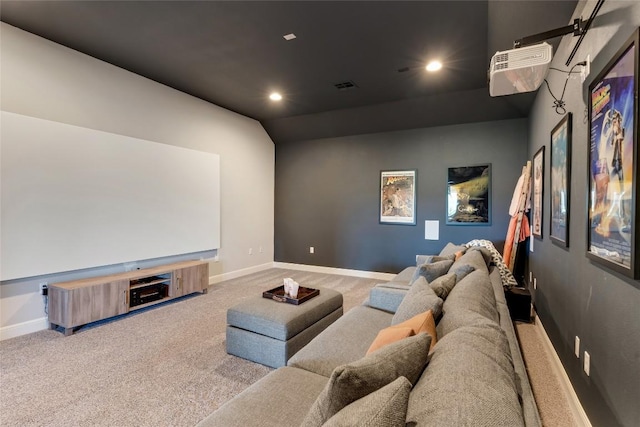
334,80 -> 358,91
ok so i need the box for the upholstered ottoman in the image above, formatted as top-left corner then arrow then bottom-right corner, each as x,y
226,287 -> 343,368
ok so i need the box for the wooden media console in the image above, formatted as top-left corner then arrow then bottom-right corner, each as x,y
48,260 -> 209,336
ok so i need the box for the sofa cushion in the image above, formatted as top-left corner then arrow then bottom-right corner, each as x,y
468,245 -> 493,266
196,367 -> 328,427
449,247 -> 489,274
415,253 -> 455,265
407,324 -> 524,427
410,259 -> 454,284
428,272 -> 457,299
288,305 -> 393,378
322,377 -> 411,427
368,310 -> 437,354
436,307 -> 497,338
438,242 -> 467,257
368,285 -> 409,313
442,269 -> 499,326
392,277 -> 443,323
302,333 -> 431,426
390,267 -> 417,285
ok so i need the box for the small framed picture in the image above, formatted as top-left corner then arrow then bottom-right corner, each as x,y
550,113 -> 572,247
380,170 -> 416,225
446,164 -> 491,225
532,146 -> 545,239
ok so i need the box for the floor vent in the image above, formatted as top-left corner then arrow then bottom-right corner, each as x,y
334,80 -> 358,90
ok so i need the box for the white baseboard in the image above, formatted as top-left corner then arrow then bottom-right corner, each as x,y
0,317 -> 49,341
273,262 -> 395,281
209,262 -> 274,284
534,314 -> 592,427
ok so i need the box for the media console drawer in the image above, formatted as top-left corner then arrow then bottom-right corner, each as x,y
48,260 -> 208,336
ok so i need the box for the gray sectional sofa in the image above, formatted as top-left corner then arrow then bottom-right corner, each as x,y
198,243 -> 541,427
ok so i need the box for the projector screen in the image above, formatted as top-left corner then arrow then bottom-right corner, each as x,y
1,111 -> 220,281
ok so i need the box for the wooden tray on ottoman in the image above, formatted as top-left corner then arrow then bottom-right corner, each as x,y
262,285 -> 320,305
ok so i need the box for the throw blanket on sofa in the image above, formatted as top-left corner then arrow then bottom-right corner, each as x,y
465,239 -> 519,289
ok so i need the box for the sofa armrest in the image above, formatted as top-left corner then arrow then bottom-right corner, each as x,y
368,284 -> 410,313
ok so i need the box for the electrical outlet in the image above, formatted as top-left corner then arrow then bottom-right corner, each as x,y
533,278 -> 537,290
39,282 -> 48,296
575,336 -> 580,358
583,351 -> 591,376
309,246 -> 315,254
248,248 -> 253,255
581,55 -> 590,83
259,246 -> 263,253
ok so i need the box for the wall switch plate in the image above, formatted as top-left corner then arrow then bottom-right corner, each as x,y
309,246 -> 314,254
248,248 -> 253,255
533,278 -> 537,290
529,271 -> 532,283
575,336 -> 580,358
584,351 -> 591,376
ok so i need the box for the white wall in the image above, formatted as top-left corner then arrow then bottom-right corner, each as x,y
0,23 -> 275,339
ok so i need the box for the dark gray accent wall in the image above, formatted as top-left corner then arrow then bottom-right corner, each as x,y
275,118 -> 528,273
527,2 -> 640,426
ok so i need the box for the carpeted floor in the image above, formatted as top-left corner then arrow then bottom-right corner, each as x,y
0,268 -> 577,426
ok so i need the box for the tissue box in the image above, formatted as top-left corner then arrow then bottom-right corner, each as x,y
262,286 -> 319,305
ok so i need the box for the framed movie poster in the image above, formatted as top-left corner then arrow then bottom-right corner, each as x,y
532,147 -> 545,238
446,164 -> 491,225
380,170 -> 416,225
587,28 -> 639,279
550,113 -> 572,247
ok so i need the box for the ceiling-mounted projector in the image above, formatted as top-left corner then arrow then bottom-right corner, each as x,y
489,42 -> 553,97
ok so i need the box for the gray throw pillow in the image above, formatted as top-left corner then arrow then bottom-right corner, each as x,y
392,277 -> 443,323
415,253 -> 455,266
451,264 -> 475,282
322,377 -> 411,427
301,333 -> 431,427
428,272 -> 457,299
410,259 -> 454,284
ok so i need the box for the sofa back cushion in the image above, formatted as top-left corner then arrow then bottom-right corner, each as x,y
440,269 -> 499,328
415,253 -> 455,265
407,323 -> 524,427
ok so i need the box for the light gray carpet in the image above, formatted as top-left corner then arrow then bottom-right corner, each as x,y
515,321 -> 579,427
0,269 -> 377,426
1,268 -> 575,426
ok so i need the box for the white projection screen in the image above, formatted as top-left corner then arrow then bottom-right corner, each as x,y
1,111 -> 220,280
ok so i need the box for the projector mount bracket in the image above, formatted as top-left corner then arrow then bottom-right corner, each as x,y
513,0 -> 606,66
513,18 -> 585,49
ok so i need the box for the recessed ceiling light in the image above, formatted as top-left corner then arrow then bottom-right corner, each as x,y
269,92 -> 283,101
426,60 -> 443,72
283,33 -> 296,41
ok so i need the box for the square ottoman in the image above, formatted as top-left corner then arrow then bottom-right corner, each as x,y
226,287 -> 343,368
